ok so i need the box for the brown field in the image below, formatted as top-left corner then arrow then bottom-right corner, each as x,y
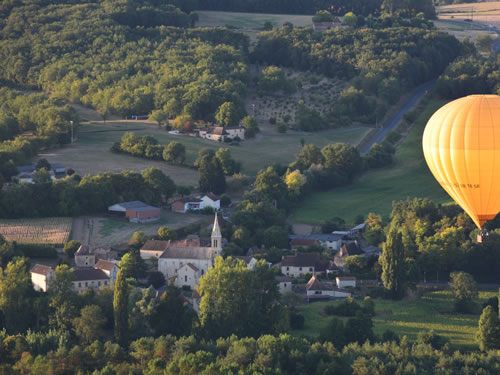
438,1 -> 500,29
0,217 -> 72,245
77,211 -> 211,248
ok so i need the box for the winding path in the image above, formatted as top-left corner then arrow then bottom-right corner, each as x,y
360,80 -> 436,154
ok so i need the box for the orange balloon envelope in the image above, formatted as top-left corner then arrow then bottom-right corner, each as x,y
422,95 -> 500,229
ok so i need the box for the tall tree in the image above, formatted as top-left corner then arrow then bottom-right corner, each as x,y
196,151 -> 226,194
381,226 -> 407,299
215,101 -> 239,127
114,269 -> 129,347
0,258 -> 32,332
477,305 -> 500,351
48,265 -> 76,333
73,305 -> 107,345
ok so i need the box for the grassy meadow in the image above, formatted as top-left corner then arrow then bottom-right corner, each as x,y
291,99 -> 452,225
293,290 -> 497,351
38,119 -> 369,185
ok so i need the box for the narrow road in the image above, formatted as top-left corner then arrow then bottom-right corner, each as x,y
360,80 -> 436,154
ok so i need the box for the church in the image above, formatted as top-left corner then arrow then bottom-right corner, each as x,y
157,213 -> 223,289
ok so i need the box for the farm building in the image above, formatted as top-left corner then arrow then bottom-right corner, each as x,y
31,264 -> 53,292
200,193 -> 220,211
171,197 -> 202,213
108,201 -> 160,223
312,17 -> 343,32
336,276 -> 356,289
199,126 -> 245,142
306,274 -> 351,300
72,268 -> 110,292
280,252 -> 334,278
289,234 -> 343,251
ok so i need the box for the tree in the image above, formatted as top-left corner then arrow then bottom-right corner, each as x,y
36,158 -> 51,171
343,12 -> 358,27
63,240 -> 81,257
449,271 -> 478,312
0,258 -> 32,332
149,109 -> 168,127
364,213 -> 385,246
477,305 -> 500,351
152,283 -> 194,337
48,265 -> 76,333
129,232 -> 148,250
241,116 -> 259,138
285,169 -> 307,196
73,305 -> 106,345
197,257 -> 279,339
163,142 -> 186,165
142,167 -> 176,203
296,144 -> 324,169
114,269 -> 129,347
119,249 -> 146,279
321,143 -> 362,180
32,168 -> 52,184
381,227 -> 407,299
215,102 -> 239,127
196,151 -> 226,194
157,227 -> 177,241
344,255 -> 368,274
215,148 -> 240,176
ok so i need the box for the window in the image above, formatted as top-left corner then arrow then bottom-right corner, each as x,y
315,291 -> 321,295
299,267 -> 302,271
91,281 -> 94,286
98,281 -> 101,286
104,281 -> 108,285
78,282 -> 81,287
85,282 -> 88,287
185,275 -> 187,282
201,269 -> 204,275
286,267 -> 289,271
309,268 -> 313,272
284,283 -> 287,288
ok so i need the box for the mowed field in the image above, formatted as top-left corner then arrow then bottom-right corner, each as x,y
37,117 -> 369,184
293,290 -> 497,351
438,1 -> 500,28
291,99 -> 452,225
0,217 -> 72,246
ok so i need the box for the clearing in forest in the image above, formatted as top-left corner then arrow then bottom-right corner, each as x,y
0,217 -> 72,246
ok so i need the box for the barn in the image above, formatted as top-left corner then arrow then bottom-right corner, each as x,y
108,201 -> 160,223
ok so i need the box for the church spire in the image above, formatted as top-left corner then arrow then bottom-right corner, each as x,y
211,213 -> 222,253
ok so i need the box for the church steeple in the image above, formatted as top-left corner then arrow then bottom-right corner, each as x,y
211,213 -> 222,256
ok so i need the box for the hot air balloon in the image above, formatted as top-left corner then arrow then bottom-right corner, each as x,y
422,95 -> 500,235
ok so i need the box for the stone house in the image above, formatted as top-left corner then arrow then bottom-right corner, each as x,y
94,260 -> 119,281
31,264 -> 53,292
72,268 -> 110,292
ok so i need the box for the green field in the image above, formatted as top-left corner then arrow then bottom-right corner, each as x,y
196,10 -> 313,30
47,120 -> 368,184
291,99 -> 452,225
293,290 -> 497,351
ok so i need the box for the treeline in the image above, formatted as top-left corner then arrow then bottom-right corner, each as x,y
0,88 -> 78,180
112,132 -> 186,165
436,54 -> 500,99
197,0 -> 435,18
0,1 -> 249,121
252,25 -> 461,129
0,168 -> 175,218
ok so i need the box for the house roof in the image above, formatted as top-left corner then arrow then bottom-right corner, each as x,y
141,240 -> 170,252
338,242 -> 364,257
186,263 -> 199,272
95,260 -> 118,272
76,245 -> 92,256
72,268 -> 109,281
128,205 -> 159,212
51,163 -> 66,170
290,238 -> 318,247
351,223 -> 366,231
173,197 -> 202,204
204,193 -> 220,201
31,264 -> 52,276
17,165 -> 36,174
289,234 -> 343,242
160,246 -> 213,260
306,274 -> 333,291
281,252 -> 320,267
109,201 -> 147,209
209,126 -> 227,136
337,276 -> 356,281
363,246 -> 380,254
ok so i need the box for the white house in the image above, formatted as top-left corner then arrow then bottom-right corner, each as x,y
31,264 -> 53,292
158,214 -> 222,288
336,276 -> 356,289
72,268 -> 110,292
94,260 -> 119,282
225,126 -> 245,140
199,126 -> 245,142
280,252 -> 323,278
306,274 -> 351,299
288,234 -> 343,251
276,275 -> 293,294
200,193 -> 220,211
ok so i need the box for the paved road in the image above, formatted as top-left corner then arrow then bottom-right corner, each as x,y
360,80 -> 436,154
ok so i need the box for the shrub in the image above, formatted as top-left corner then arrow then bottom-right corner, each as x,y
289,312 -> 305,329
16,243 -> 58,258
63,240 -> 81,257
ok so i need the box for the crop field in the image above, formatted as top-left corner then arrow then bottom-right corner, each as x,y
0,217 -> 72,245
196,10 -> 312,43
37,110 -> 369,182
293,290 -> 497,351
433,20 -> 497,46
438,1 -> 500,29
292,99 -> 452,225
